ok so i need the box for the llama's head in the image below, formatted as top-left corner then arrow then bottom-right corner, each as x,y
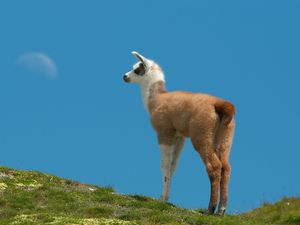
123,51 -> 164,86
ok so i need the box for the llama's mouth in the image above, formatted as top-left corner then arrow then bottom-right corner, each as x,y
123,75 -> 131,83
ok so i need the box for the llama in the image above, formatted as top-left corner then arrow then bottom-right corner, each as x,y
123,51 -> 235,215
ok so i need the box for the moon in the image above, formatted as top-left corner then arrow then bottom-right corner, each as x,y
16,52 -> 57,79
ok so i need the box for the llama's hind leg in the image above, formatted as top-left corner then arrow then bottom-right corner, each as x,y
217,158 -> 231,216
205,153 -> 222,214
217,127 -> 234,215
192,138 -> 222,215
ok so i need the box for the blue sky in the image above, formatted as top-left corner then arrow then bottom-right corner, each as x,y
0,0 -> 299,213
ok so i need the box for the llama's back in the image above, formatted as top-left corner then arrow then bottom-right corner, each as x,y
152,91 -> 225,137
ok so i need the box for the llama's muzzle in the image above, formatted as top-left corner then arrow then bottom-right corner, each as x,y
123,75 -> 130,83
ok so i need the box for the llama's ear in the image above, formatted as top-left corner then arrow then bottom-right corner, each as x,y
131,51 -> 148,65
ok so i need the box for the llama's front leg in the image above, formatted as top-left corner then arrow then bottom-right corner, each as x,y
170,136 -> 185,176
159,144 -> 175,202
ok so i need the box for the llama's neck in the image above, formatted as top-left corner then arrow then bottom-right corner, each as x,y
141,80 -> 166,113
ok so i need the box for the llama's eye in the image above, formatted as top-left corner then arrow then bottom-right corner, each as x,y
134,67 -> 141,74
134,63 -> 146,76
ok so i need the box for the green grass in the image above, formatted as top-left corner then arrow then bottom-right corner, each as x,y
0,166 -> 299,225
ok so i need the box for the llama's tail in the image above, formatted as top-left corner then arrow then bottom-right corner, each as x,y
214,100 -> 235,127
214,100 -> 235,152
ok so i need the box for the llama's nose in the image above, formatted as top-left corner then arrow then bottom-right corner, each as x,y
123,75 -> 130,83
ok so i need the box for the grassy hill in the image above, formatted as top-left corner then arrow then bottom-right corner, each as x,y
0,166 -> 299,225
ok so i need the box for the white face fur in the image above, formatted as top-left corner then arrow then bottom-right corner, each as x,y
123,51 -> 165,87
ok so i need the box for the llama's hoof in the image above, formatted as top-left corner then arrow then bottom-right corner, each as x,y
216,212 -> 225,216
205,203 -> 216,215
204,211 -> 214,216
160,195 -> 168,202
204,208 -> 215,216
216,206 -> 226,216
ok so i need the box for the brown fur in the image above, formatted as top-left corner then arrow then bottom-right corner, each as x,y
214,101 -> 235,126
148,81 -> 235,215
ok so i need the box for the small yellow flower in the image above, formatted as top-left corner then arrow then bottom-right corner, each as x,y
0,182 -> 8,190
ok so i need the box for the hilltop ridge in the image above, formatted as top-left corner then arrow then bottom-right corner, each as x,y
0,166 -> 299,225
